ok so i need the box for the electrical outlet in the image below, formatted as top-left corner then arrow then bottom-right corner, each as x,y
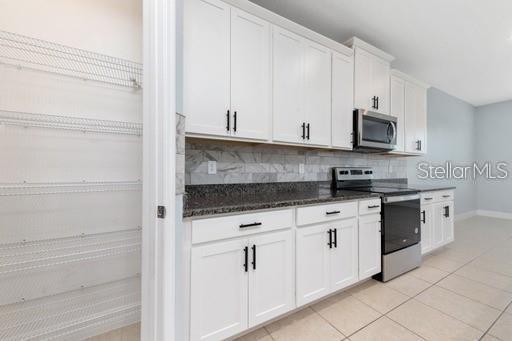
208,161 -> 217,174
299,163 -> 305,174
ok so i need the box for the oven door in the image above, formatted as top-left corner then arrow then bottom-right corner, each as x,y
354,110 -> 397,151
382,194 -> 421,255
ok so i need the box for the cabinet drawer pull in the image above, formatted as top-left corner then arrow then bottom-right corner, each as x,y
233,111 -> 237,132
239,222 -> 262,229
442,195 -> 451,198
327,229 -> 333,248
325,210 -> 341,215
306,123 -> 310,140
424,197 -> 433,201
251,245 -> 256,270
226,110 -> 230,131
367,205 -> 380,209
243,246 -> 248,272
333,228 -> 338,248
421,210 -> 426,223
301,122 -> 306,139
444,206 -> 450,218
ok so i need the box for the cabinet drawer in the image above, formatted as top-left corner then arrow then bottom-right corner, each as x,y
435,190 -> 454,202
421,190 -> 454,205
358,199 -> 382,215
192,209 -> 293,244
421,192 -> 436,205
296,202 -> 357,227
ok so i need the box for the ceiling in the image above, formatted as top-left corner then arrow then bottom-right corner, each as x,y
249,0 -> 512,107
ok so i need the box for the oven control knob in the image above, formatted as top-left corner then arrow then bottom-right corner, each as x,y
364,170 -> 373,174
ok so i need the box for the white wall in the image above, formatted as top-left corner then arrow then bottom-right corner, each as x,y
0,1 -> 142,339
0,0 -> 142,62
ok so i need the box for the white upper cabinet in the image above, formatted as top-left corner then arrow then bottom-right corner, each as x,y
273,26 -> 333,146
272,27 -> 305,144
390,75 -> 406,152
303,40 -> 332,146
184,0 -> 231,137
404,77 -> 428,154
230,8 -> 271,140
184,0 -> 271,140
391,70 -> 429,155
331,52 -> 354,149
346,38 -> 394,115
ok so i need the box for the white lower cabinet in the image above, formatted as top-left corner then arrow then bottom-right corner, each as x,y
420,191 -> 455,255
248,231 -> 294,327
330,218 -> 359,291
420,204 -> 434,254
191,239 -> 249,341
190,230 -> 294,341
296,224 -> 330,306
358,214 -> 382,280
296,217 -> 358,306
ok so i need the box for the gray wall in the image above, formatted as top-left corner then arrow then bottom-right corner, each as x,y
475,100 -> 512,213
185,139 -> 408,184
407,88 -> 477,215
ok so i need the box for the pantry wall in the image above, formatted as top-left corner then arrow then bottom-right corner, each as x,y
0,0 -> 144,339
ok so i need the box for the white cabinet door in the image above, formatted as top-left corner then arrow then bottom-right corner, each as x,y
248,231 -> 294,327
358,214 -> 382,280
184,0 -> 231,137
296,224 -> 330,306
272,27 -> 304,144
390,75 -> 405,152
331,52 -> 354,149
432,203 -> 445,249
405,81 -> 428,154
372,57 -> 390,115
421,204 -> 434,255
303,40 -> 331,146
191,239 -> 248,341
442,201 -> 454,244
330,218 -> 359,291
231,8 -> 271,141
353,47 -> 374,111
415,85 -> 427,154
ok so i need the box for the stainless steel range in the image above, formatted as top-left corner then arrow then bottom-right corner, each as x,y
333,167 -> 422,282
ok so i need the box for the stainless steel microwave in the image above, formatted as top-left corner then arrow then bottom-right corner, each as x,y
353,109 -> 397,151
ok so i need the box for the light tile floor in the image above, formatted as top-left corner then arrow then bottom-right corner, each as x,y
234,216 -> 512,341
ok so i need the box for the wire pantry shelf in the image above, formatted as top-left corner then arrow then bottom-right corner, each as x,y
0,181 -> 142,197
0,109 -> 143,136
0,30 -> 143,89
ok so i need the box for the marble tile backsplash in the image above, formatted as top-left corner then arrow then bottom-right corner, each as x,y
185,138 -> 409,185
176,113 -> 186,194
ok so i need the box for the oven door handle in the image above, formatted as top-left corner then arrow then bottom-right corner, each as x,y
383,194 -> 420,203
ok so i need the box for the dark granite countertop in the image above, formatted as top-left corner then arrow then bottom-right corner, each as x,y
183,182 -> 380,218
408,185 -> 456,192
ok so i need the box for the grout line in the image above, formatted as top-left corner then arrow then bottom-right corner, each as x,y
479,300 -> 512,341
308,305 -> 351,339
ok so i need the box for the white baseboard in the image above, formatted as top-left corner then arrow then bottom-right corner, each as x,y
455,211 -> 477,221
476,210 -> 512,220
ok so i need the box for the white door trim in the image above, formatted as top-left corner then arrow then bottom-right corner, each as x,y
142,0 -> 176,340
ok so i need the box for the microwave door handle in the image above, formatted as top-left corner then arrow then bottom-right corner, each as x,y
389,121 -> 396,143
